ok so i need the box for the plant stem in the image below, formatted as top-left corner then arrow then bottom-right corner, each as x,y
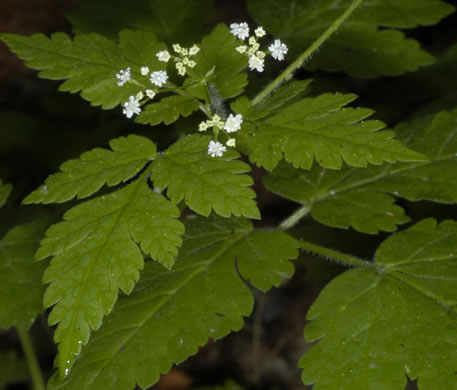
278,205 -> 311,231
251,0 -> 365,106
17,328 -> 45,390
300,240 -> 374,268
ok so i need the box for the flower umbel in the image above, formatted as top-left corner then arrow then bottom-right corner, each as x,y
149,71 -> 168,87
269,39 -> 288,61
248,55 -> 264,72
122,96 -> 141,118
116,67 -> 131,86
208,141 -> 227,158
230,22 -> 250,40
224,114 -> 243,133
156,50 -> 171,62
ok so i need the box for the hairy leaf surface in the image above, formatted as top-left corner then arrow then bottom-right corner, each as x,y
47,215 -> 299,390
0,179 -> 12,207
38,178 -> 184,377
0,220 -> 51,330
237,92 -> 424,171
0,30 -> 167,108
300,219 -> 457,390
0,351 -> 28,389
69,0 -> 215,44
264,109 -> 457,233
136,95 -> 200,126
185,24 -> 248,100
248,0 -> 454,77
24,135 -> 156,204
150,135 -> 260,219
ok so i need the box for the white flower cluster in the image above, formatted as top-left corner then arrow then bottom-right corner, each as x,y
199,114 -> 242,157
115,67 -> 131,86
172,44 -> 200,76
230,22 -> 288,72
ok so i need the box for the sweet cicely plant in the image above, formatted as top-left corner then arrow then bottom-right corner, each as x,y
1,0 -> 457,389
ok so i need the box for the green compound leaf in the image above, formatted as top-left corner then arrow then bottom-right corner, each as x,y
300,218 -> 457,390
47,215 -> 299,390
185,24 -> 249,100
38,178 -> 184,378
0,220 -> 51,330
24,135 -> 157,204
150,135 -> 260,219
69,0 -> 216,45
0,179 -> 12,207
0,30 -> 167,109
248,0 -> 455,77
264,109 -> 457,234
136,95 -> 200,126
0,351 -> 28,389
237,92 -> 425,171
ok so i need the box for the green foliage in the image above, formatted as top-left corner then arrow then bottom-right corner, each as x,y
300,219 -> 457,390
150,135 -> 260,219
264,109 -> 457,233
136,95 -> 200,126
24,135 -> 157,204
38,177 -> 183,377
69,0 -> 216,44
0,30 -> 167,109
47,215 -> 298,389
0,351 -> 28,389
0,220 -> 51,330
185,24 -> 249,100
248,0 -> 454,77
0,179 -> 12,207
236,90 -> 425,171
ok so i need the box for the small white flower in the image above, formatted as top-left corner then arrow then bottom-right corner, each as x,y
122,96 -> 141,118
136,91 -> 144,100
248,55 -> 264,72
149,70 -> 168,87
140,66 -> 149,76
269,39 -> 288,61
210,114 -> 225,129
156,50 -> 171,62
254,27 -> 266,38
172,43 -> 183,54
177,66 -> 186,76
236,45 -> 247,54
226,138 -> 236,147
187,60 -> 196,68
198,121 -> 209,132
208,140 -> 227,158
116,67 -> 131,86
224,114 -> 243,133
249,36 -> 257,46
230,22 -> 250,40
189,44 -> 200,56
256,50 -> 266,59
145,89 -> 156,99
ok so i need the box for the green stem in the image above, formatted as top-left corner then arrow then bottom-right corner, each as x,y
251,0 -> 365,106
17,328 -> 46,390
300,240 -> 374,268
278,204 -> 311,231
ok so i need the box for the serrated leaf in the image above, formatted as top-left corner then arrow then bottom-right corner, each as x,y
264,109 -> 457,233
38,178 -> 184,378
0,220 -> 51,330
150,134 -> 260,219
0,351 -> 28,389
69,0 -> 216,45
47,215 -> 299,390
185,24 -> 248,100
136,95 -> 200,126
24,135 -> 156,204
248,0 -> 454,77
300,218 -> 457,390
0,30 -> 167,109
0,179 -> 12,207
238,92 -> 425,171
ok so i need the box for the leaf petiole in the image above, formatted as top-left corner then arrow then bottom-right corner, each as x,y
17,327 -> 45,390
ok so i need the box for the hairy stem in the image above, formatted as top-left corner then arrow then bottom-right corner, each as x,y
300,240 -> 374,268
17,328 -> 45,390
278,205 -> 311,231
251,0 -> 364,106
